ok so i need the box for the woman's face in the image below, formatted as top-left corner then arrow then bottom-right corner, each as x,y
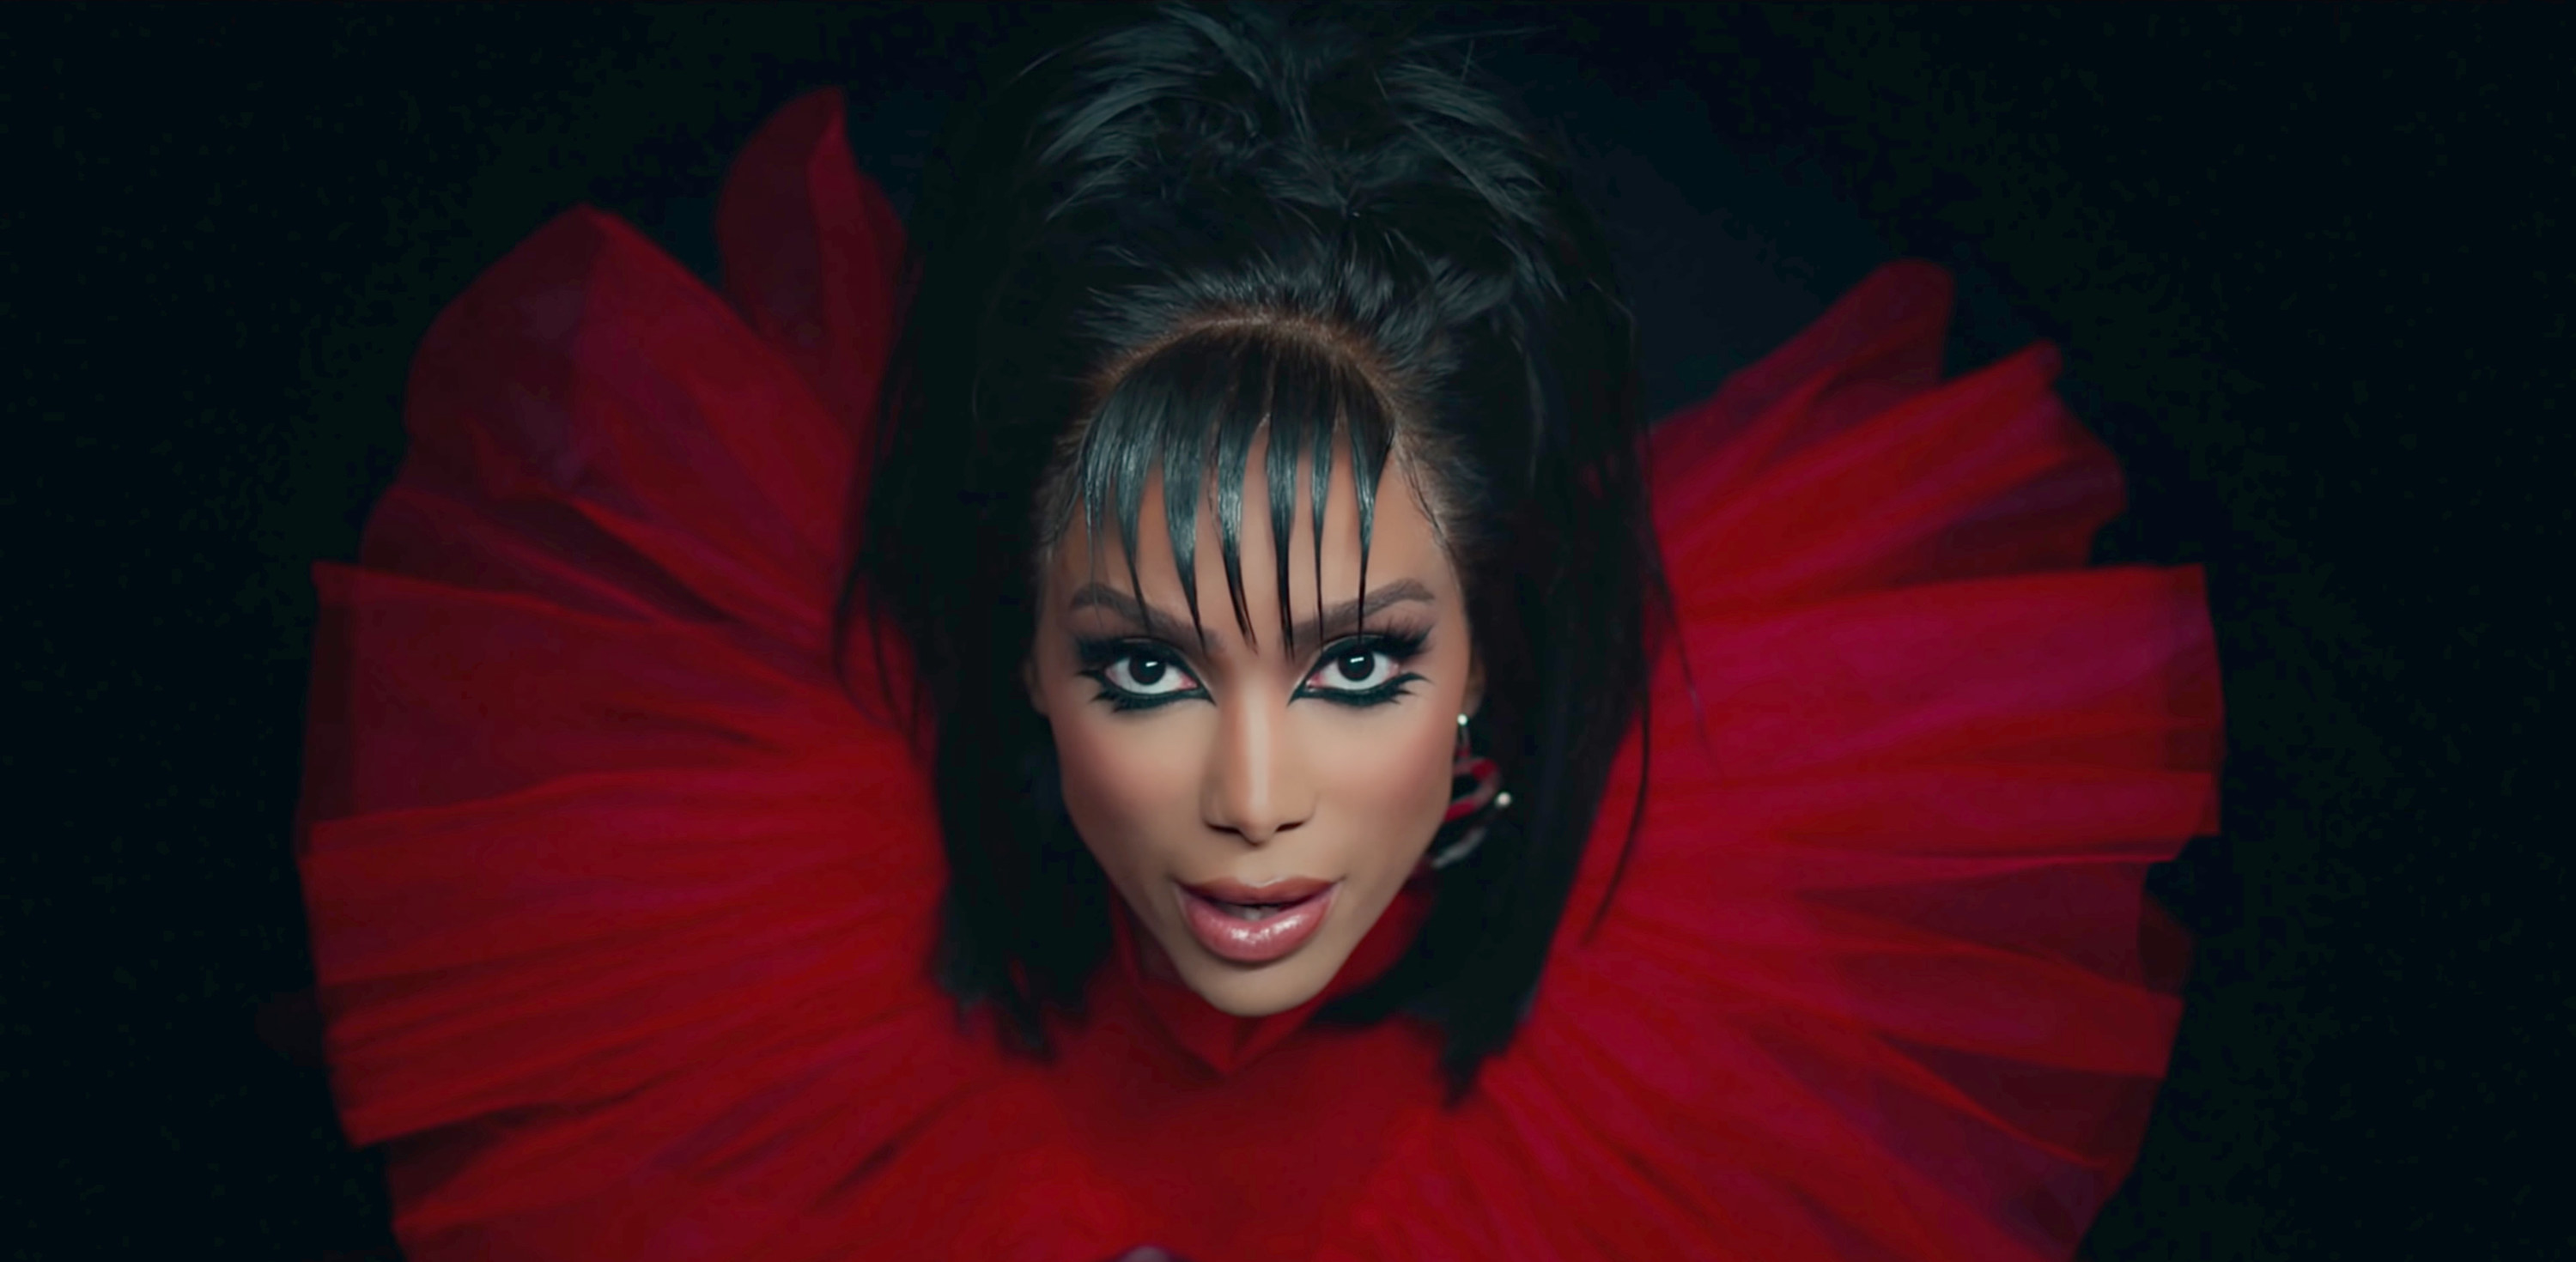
1026,442 -> 1479,1017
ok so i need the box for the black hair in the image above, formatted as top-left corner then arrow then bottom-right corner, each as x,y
851,2 -> 1664,1096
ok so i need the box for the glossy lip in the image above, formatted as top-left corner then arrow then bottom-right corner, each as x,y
1174,878 -> 1340,965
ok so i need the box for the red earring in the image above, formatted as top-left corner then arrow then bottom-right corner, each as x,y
1425,713 -> 1510,872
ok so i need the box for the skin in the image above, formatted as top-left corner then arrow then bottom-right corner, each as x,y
1024,440 -> 1479,1017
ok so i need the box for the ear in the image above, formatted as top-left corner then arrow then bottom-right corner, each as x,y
1462,648 -> 1485,720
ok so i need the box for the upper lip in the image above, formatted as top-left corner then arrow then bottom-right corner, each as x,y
1182,877 -> 1334,906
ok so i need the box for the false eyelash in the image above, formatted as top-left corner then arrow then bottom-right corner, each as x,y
1070,635 -> 1171,671
1327,628 -> 1430,664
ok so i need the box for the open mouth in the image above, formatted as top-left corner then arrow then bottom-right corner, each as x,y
1174,879 -> 1339,964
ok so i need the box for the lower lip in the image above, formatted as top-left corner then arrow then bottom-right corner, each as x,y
1176,883 -> 1339,964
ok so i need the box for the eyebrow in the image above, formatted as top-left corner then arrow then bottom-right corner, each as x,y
1066,577 -> 1437,651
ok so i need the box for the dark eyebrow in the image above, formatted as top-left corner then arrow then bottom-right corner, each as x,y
1066,578 -> 1437,652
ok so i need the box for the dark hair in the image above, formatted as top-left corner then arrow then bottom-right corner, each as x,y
851,2 -> 1663,1095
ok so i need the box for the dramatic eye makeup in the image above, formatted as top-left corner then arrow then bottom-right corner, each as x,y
1072,638 -> 1203,710
1072,628 -> 1431,713
1060,577 -> 1442,712
1297,630 -> 1428,705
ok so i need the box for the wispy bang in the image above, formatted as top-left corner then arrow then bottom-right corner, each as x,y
1066,326 -> 1397,652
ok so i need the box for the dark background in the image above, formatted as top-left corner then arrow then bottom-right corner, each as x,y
8,3 -> 2567,1259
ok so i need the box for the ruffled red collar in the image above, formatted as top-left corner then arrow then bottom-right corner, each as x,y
1102,876 -> 1437,1077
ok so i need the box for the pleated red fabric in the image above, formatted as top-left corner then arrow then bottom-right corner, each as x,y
297,88 -> 2223,1262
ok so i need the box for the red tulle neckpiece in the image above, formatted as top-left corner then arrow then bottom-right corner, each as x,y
297,88 -> 2222,1261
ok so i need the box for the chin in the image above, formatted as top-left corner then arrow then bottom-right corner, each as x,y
1176,946 -> 1348,1017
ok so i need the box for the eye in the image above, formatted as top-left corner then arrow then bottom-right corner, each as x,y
1103,650 -> 1198,697
1072,637 -> 1209,712
1294,630 -> 1428,707
1307,646 -> 1399,693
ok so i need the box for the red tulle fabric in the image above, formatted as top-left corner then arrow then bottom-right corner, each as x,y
296,89 -> 2223,1262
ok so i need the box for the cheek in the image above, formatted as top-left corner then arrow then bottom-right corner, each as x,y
1048,710 -> 1196,860
1315,710 -> 1455,834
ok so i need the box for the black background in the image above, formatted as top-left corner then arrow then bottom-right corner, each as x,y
8,4 -> 2567,1259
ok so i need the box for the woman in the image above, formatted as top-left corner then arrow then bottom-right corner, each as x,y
295,7 -> 2222,1259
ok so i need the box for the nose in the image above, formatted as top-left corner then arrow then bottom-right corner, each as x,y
1200,695 -> 1315,845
